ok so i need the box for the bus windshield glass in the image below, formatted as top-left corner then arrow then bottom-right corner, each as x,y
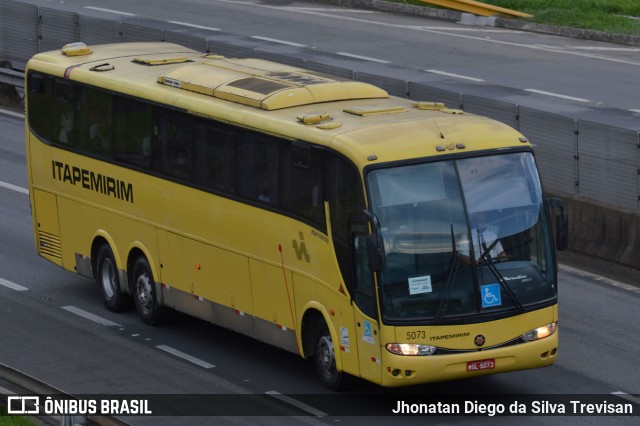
367,152 -> 556,323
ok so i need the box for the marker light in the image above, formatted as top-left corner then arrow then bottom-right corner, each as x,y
521,322 -> 557,342
386,343 -> 436,356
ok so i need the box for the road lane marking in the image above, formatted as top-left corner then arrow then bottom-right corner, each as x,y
0,278 -> 28,291
0,181 -> 28,195
156,344 -> 216,368
61,306 -> 122,327
215,0 -> 640,67
251,36 -> 306,47
0,109 -> 25,119
84,6 -> 137,16
630,109 -> 640,114
524,89 -> 590,103
559,264 -> 640,295
265,391 -> 327,417
612,391 -> 640,406
168,21 -> 220,31
336,52 -> 391,63
425,69 -> 485,82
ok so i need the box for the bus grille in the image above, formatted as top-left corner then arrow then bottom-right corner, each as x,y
38,231 -> 62,260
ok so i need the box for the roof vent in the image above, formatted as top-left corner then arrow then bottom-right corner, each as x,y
413,101 -> 446,110
157,62 -> 388,110
61,42 -> 92,57
133,56 -> 191,66
343,105 -> 406,117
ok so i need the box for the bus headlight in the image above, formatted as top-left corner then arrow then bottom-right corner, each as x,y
521,322 -> 557,342
386,343 -> 436,356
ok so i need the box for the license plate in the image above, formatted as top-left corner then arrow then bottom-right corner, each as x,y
467,358 -> 495,372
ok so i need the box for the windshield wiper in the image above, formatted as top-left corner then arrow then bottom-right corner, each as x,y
434,225 -> 460,323
480,241 -> 524,311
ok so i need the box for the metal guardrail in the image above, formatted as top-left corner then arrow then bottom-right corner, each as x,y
0,363 -> 129,426
0,67 -> 24,88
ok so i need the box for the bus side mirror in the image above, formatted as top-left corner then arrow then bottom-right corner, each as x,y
366,233 -> 386,272
363,209 -> 387,272
548,198 -> 568,251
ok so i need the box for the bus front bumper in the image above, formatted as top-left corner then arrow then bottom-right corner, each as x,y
379,332 -> 558,387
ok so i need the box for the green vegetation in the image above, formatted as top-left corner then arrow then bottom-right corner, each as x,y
392,0 -> 640,36
0,405 -> 41,426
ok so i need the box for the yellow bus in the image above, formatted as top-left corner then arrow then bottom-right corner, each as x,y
25,42 -> 567,388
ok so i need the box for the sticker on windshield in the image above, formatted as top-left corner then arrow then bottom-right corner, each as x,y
408,275 -> 432,295
481,283 -> 502,308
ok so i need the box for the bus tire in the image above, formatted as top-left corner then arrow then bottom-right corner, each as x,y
131,256 -> 166,325
95,244 -> 131,312
314,320 -> 346,390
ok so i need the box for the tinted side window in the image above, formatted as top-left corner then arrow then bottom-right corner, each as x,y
195,119 -> 237,194
326,154 -> 365,288
237,131 -> 287,206
77,86 -> 113,156
291,143 -> 325,229
114,97 -> 153,168
153,109 -> 193,181
27,73 -> 53,141
53,80 -> 76,146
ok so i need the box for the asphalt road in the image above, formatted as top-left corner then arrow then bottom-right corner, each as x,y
13,0 -> 640,131
1,107 -> 640,424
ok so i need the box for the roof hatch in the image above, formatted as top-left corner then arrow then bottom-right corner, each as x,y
156,59 -> 388,110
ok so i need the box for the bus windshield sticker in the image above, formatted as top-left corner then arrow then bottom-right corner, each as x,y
481,283 -> 502,308
408,275 -> 432,295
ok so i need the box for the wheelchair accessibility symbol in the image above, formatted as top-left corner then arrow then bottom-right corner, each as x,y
481,283 -> 502,308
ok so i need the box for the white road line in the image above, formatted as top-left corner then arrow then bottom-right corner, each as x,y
156,344 -> 215,368
410,26 -> 519,33
265,391 -> 327,417
425,69 -> 485,82
559,264 -> 640,295
0,278 -> 28,292
611,391 -> 640,406
216,0 -> 640,67
286,7 -> 378,14
168,21 -> 220,32
630,109 -> 640,114
250,36 -> 306,47
524,89 -> 590,103
0,385 -> 16,394
0,109 -> 25,119
84,6 -> 137,16
0,181 -> 29,195
566,46 -> 640,52
61,306 -> 122,327
336,52 -> 391,64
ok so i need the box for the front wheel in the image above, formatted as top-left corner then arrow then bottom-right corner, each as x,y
314,320 -> 347,390
95,244 -> 131,312
131,256 -> 166,325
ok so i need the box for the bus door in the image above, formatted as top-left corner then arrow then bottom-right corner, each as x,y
351,221 -> 382,383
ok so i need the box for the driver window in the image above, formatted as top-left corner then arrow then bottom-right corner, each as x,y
352,224 -> 377,319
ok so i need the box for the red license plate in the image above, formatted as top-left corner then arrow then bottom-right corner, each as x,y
467,358 -> 495,372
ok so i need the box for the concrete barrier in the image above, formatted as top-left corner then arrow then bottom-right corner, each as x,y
556,193 -> 640,270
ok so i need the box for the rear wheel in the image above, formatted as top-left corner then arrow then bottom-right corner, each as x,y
314,320 -> 346,390
95,244 -> 131,312
131,256 -> 166,325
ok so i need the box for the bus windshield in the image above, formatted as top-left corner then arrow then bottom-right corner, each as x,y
367,152 -> 556,323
